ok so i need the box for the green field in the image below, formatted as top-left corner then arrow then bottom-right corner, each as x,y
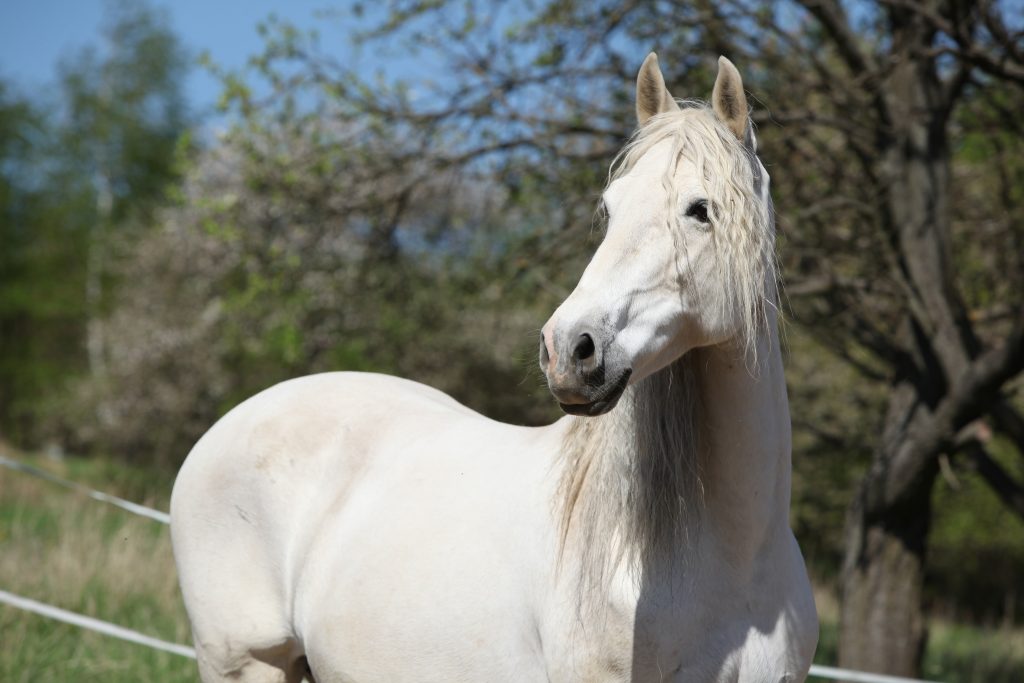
0,453 -> 194,683
811,587 -> 1024,683
1,452 -> 1022,682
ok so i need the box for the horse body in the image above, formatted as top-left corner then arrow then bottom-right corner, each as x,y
172,54 -> 818,682
172,360 -> 813,682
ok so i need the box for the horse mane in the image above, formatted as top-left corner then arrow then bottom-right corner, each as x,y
558,355 -> 703,599
558,102 -> 777,602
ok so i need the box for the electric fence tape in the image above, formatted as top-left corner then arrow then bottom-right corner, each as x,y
0,589 -> 195,659
0,454 -> 169,524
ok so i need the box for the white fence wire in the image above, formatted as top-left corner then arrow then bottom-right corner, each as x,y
0,589 -> 196,659
0,453 -> 941,683
0,455 -> 170,524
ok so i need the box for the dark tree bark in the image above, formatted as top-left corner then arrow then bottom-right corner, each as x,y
839,382 -> 940,673
840,446 -> 936,674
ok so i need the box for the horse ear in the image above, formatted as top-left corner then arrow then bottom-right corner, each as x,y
712,56 -> 749,141
636,52 -> 679,126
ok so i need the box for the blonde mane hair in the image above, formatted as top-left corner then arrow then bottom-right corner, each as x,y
559,103 -> 777,602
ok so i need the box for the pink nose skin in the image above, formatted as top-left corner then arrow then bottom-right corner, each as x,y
541,322 -> 559,375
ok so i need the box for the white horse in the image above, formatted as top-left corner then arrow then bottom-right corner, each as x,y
171,54 -> 818,683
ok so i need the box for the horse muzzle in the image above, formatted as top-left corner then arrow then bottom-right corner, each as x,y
540,324 -> 631,416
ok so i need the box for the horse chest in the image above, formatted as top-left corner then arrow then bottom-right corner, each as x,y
543,541 -> 815,683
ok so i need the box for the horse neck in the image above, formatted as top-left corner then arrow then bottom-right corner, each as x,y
692,310 -> 792,564
559,310 -> 791,577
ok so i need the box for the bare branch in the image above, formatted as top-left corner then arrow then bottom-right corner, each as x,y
795,0 -> 877,77
884,310 -> 1024,506
960,439 -> 1024,520
881,0 -> 1024,85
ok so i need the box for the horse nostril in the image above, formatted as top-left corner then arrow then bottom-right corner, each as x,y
539,331 -> 550,367
572,333 -> 596,362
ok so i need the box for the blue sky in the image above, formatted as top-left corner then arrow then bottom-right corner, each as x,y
0,0 -> 358,118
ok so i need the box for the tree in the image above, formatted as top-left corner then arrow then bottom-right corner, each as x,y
0,83 -> 66,441
0,0 -> 192,447
73,120 -> 568,462
731,3 -> 1024,674
57,0 -> 191,380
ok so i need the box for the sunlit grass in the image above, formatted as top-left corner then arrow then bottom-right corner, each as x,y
923,621 -> 1024,683
811,582 -> 1024,682
0,452 -> 195,683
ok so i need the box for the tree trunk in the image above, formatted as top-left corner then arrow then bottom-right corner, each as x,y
838,7 -> 961,675
839,385 -> 938,675
839,514 -> 930,675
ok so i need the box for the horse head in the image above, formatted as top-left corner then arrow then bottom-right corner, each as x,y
540,54 -> 776,416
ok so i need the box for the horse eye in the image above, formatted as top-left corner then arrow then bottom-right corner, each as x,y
685,199 -> 709,223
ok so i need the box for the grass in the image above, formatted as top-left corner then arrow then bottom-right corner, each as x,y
0,450 -> 196,683
923,622 -> 1024,683
2,451 -> 1023,682
811,585 -> 1024,682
